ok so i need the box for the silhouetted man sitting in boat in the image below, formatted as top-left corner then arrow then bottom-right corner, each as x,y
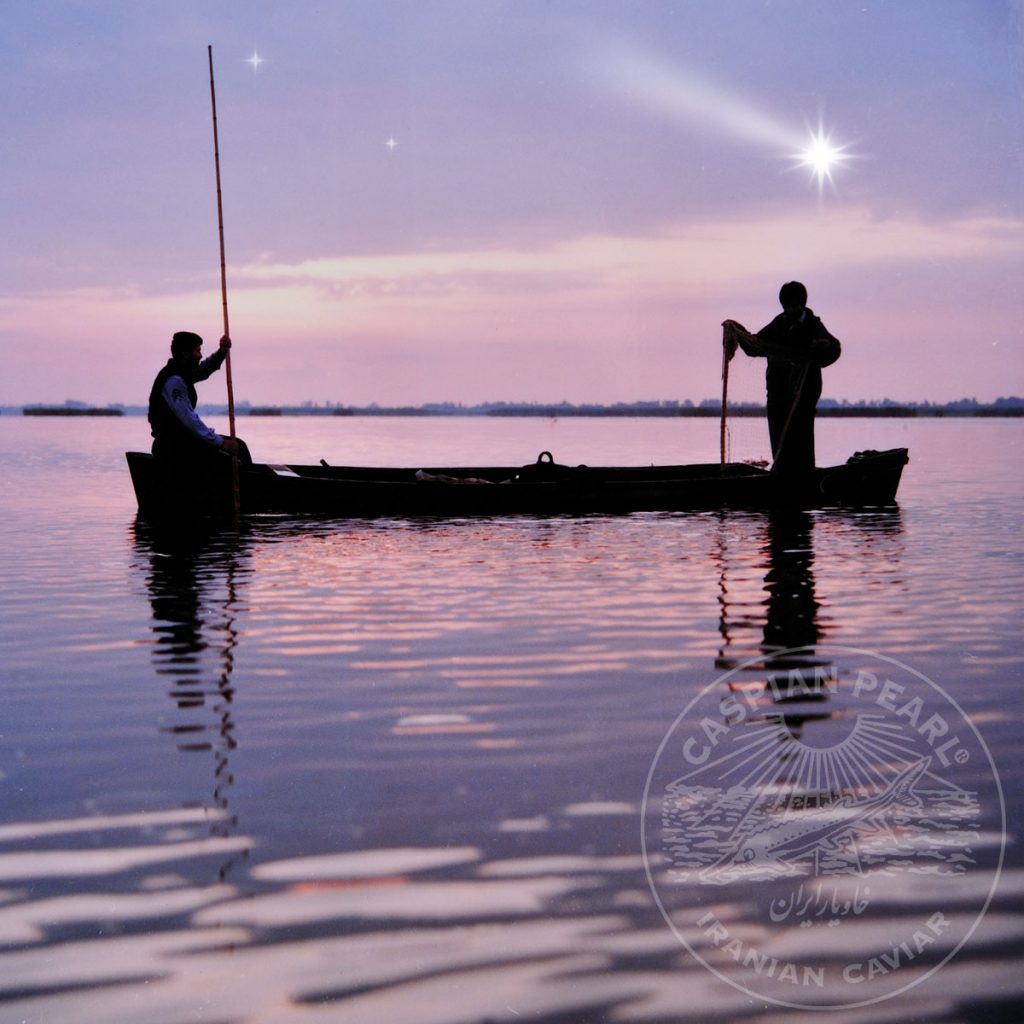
723,282 -> 840,476
149,331 -> 251,465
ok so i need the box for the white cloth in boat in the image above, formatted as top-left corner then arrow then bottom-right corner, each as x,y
415,470 -> 512,485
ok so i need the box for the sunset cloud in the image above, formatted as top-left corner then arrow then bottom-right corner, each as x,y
230,208 -> 1024,306
3,205 -> 1020,407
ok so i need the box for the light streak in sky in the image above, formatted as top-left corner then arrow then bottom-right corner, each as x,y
592,40 -> 854,194
245,50 -> 266,73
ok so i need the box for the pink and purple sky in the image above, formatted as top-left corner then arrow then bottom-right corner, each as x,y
3,2 -> 1023,407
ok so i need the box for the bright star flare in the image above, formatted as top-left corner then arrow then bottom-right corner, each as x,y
245,51 -> 266,72
793,124 -> 852,192
385,137 -> 399,152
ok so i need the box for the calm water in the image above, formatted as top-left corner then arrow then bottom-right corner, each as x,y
0,415 -> 1022,1022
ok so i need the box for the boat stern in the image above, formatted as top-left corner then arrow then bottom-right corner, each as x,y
816,448 -> 910,506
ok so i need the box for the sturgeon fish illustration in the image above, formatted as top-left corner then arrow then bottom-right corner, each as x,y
701,757 -> 930,882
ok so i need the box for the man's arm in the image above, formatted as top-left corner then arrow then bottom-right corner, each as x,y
161,375 -> 223,447
722,320 -> 777,359
193,344 -> 228,383
805,317 -> 841,367
723,314 -> 840,368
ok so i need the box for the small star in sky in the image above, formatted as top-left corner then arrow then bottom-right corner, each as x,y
385,137 -> 399,152
245,51 -> 266,73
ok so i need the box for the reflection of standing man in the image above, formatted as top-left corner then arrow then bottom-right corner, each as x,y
762,511 -> 821,656
724,282 -> 841,476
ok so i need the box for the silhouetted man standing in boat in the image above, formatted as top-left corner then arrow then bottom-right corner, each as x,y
149,331 -> 251,465
723,282 -> 840,476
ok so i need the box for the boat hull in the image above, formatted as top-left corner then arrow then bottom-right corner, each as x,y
125,448 -> 909,520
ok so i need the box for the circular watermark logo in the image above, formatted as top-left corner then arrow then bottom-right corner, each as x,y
642,646 -> 1005,1010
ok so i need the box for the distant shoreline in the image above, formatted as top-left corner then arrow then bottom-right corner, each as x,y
6,402 -> 1022,418
21,407 -> 124,417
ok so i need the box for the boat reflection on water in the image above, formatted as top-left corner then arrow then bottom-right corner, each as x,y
132,518 -> 253,882
8,506 -> 1020,1021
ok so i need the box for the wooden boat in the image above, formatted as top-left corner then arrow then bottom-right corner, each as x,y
125,447 -> 909,519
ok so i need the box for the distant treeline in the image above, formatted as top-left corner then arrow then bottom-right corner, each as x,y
241,400 -> 1018,417
21,406 -> 124,417
7,399 -> 1023,418
480,405 -> 1023,418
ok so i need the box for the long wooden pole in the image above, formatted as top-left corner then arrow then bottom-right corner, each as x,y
208,45 -> 240,515
208,45 -> 235,438
720,331 -> 730,468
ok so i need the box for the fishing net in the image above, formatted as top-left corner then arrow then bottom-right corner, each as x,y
720,321 -> 771,467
